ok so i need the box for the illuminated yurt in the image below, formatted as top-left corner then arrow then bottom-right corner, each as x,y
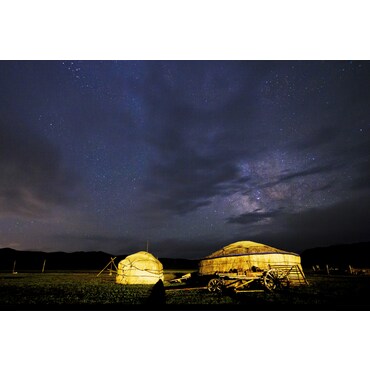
116,251 -> 164,285
199,240 -> 306,284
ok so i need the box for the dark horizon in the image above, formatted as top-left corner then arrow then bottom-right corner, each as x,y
1,240 -> 370,260
1,61 -> 369,258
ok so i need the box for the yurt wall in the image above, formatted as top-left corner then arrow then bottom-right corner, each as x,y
199,252 -> 301,275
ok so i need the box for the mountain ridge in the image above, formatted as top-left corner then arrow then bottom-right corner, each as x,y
0,248 -> 199,271
300,241 -> 370,268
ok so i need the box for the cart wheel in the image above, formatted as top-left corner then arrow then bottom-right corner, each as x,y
264,269 -> 289,291
207,278 -> 224,293
263,269 -> 280,291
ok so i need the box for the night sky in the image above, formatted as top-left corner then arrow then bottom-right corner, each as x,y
0,60 -> 369,258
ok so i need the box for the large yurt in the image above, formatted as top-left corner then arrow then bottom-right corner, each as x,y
199,240 -> 306,284
116,251 -> 164,285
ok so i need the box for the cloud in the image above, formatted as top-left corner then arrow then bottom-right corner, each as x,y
0,116 -> 79,218
144,149 -> 245,214
289,124 -> 341,152
349,159 -> 370,191
284,195 -> 370,240
258,163 -> 340,190
138,61 -> 370,221
310,181 -> 335,193
226,209 -> 282,225
240,195 -> 370,251
140,62 -> 271,217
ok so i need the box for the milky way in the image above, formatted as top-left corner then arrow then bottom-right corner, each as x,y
0,61 -> 369,257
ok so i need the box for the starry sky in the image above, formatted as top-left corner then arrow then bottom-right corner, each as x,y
0,60 -> 369,258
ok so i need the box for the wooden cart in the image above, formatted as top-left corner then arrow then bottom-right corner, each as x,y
169,263 -> 307,294
206,264 -> 308,293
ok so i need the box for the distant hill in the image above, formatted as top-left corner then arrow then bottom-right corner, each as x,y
0,248 -> 199,271
0,248 -> 116,271
300,242 -> 370,268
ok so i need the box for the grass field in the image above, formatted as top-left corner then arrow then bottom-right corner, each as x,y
0,271 -> 369,309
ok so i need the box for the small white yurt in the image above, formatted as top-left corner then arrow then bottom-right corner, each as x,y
116,251 -> 164,285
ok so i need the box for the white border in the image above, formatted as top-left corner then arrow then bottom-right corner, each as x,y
1,0 -> 369,60
1,1 -> 369,368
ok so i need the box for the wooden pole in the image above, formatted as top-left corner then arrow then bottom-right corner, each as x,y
13,260 -> 16,274
146,240 -> 149,252
42,259 -> 46,273
297,264 -> 309,285
97,257 -> 117,277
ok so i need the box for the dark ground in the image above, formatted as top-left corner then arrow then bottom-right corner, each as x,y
0,271 -> 369,310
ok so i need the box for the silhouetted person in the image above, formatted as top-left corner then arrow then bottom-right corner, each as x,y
146,280 -> 166,305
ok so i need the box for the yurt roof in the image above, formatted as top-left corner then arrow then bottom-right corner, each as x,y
123,251 -> 160,263
203,240 -> 299,259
